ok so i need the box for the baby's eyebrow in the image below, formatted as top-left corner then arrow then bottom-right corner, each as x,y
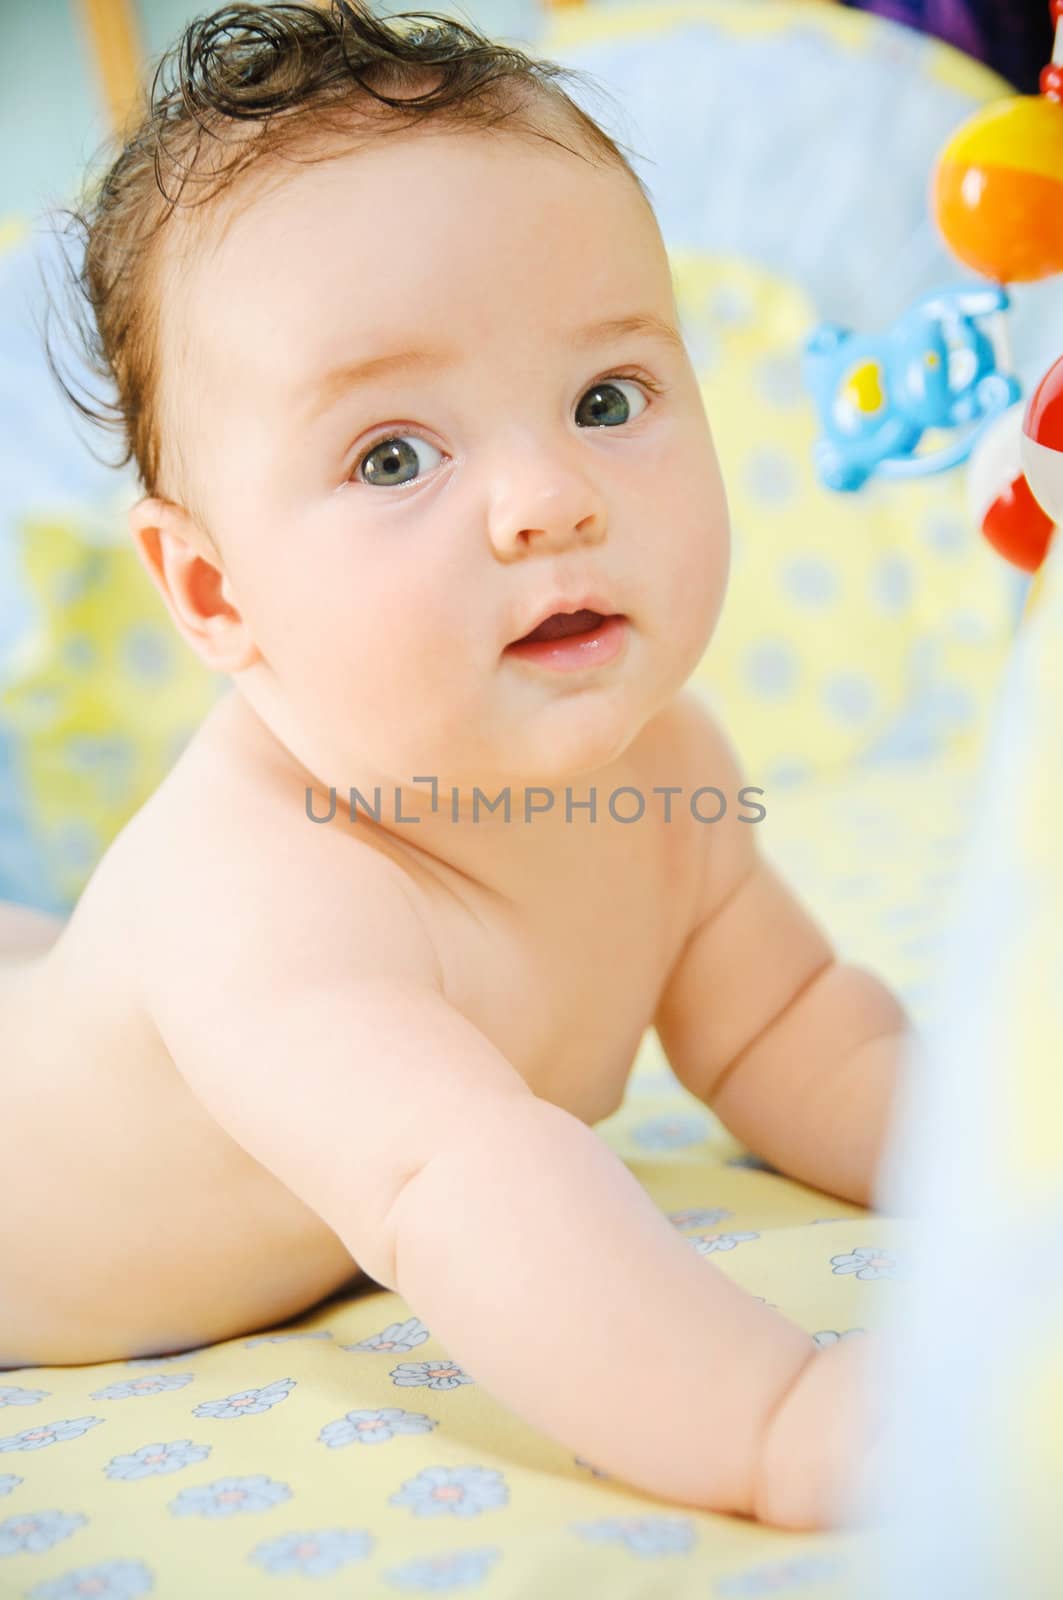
296,311 -> 683,426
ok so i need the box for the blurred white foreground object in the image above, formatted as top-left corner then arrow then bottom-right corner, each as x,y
851,463 -> 1063,1598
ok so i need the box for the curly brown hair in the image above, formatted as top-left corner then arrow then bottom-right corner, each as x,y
41,1 -> 649,519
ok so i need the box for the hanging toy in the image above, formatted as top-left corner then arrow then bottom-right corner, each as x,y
968,401 -> 1055,572
805,2 -> 1063,616
1021,353 -> 1063,523
804,285 -> 1020,492
947,2 -> 1063,604
932,24 -> 1063,283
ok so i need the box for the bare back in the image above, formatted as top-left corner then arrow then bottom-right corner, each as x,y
0,687 -> 707,1367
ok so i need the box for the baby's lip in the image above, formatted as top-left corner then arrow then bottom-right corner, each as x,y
505,592 -> 624,648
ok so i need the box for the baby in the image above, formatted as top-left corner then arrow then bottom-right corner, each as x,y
0,0 -> 912,1530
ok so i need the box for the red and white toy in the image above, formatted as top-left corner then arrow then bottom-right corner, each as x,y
1021,353 -> 1063,525
940,3 -> 1063,611
970,355 -> 1063,611
968,401 -> 1055,573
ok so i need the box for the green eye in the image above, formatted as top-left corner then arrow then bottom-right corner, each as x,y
356,435 -> 443,488
575,378 -> 648,428
352,372 -> 655,487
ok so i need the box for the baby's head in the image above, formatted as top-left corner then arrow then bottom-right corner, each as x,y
55,1 -> 729,794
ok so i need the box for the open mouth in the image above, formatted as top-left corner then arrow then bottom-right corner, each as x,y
511,609 -> 613,645
503,610 -> 628,672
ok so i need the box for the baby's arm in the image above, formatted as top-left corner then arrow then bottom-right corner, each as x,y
141,854 -> 877,1528
656,696 -> 913,1207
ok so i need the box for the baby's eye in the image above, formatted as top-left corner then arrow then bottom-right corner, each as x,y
575,377 -> 649,429
355,434 -> 443,488
351,375 -> 654,487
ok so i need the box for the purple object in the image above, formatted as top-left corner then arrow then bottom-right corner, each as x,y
840,0 -> 1053,91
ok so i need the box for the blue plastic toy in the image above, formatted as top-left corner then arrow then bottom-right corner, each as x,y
804,285 -> 1022,492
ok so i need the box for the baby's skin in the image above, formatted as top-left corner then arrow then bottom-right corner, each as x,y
0,121 -> 909,1530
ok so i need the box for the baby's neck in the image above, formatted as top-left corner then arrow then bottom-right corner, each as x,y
212,682 -> 647,904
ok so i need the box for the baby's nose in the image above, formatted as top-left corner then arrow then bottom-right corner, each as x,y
486,467 -> 607,560
500,512 -> 604,557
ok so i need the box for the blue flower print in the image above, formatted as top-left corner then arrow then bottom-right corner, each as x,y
689,1231 -> 760,1256
744,445 -> 798,508
708,281 -> 754,326
631,1115 -> 709,1151
0,1386 -> 49,1408
105,1440 -> 211,1480
0,1475 -> 22,1496
715,1553 -> 845,1594
389,1466 -> 508,1518
320,1409 -> 437,1449
168,1475 -> 292,1518
813,1329 -> 867,1348
780,555 -> 839,607
345,1317 -> 429,1354
90,1374 -> 193,1401
922,510 -> 966,557
757,354 -> 807,414
25,1559 -> 154,1599
244,1330 -> 332,1348
0,1417 -> 102,1453
391,1361 -> 473,1392
831,1247 -> 898,1281
570,1515 -> 698,1557
192,1379 -> 294,1420
381,1546 -> 502,1591
0,1508 -> 87,1555
248,1527 -> 373,1577
668,1208 -> 732,1230
122,623 -> 172,683
61,635 -> 97,673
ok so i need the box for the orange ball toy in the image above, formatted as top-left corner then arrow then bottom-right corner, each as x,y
932,93 -> 1063,283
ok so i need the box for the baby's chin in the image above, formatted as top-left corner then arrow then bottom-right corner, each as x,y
366,713 -> 642,804
490,710 -> 657,794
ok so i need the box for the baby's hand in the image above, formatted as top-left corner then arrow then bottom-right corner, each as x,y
752,1332 -> 887,1531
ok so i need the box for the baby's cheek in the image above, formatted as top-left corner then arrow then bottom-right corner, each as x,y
364,630 -> 475,756
668,506 -> 728,636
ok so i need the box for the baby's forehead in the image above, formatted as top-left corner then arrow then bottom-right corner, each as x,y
153,153 -> 323,494
168,119 -> 653,306
154,127 -> 666,502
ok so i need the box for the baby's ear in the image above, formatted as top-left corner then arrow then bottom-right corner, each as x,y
127,495 -> 261,674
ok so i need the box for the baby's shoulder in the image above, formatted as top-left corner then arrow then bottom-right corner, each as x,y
634,688 -> 762,917
628,687 -> 745,807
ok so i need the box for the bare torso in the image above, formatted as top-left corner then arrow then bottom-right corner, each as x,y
0,688 -> 706,1367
